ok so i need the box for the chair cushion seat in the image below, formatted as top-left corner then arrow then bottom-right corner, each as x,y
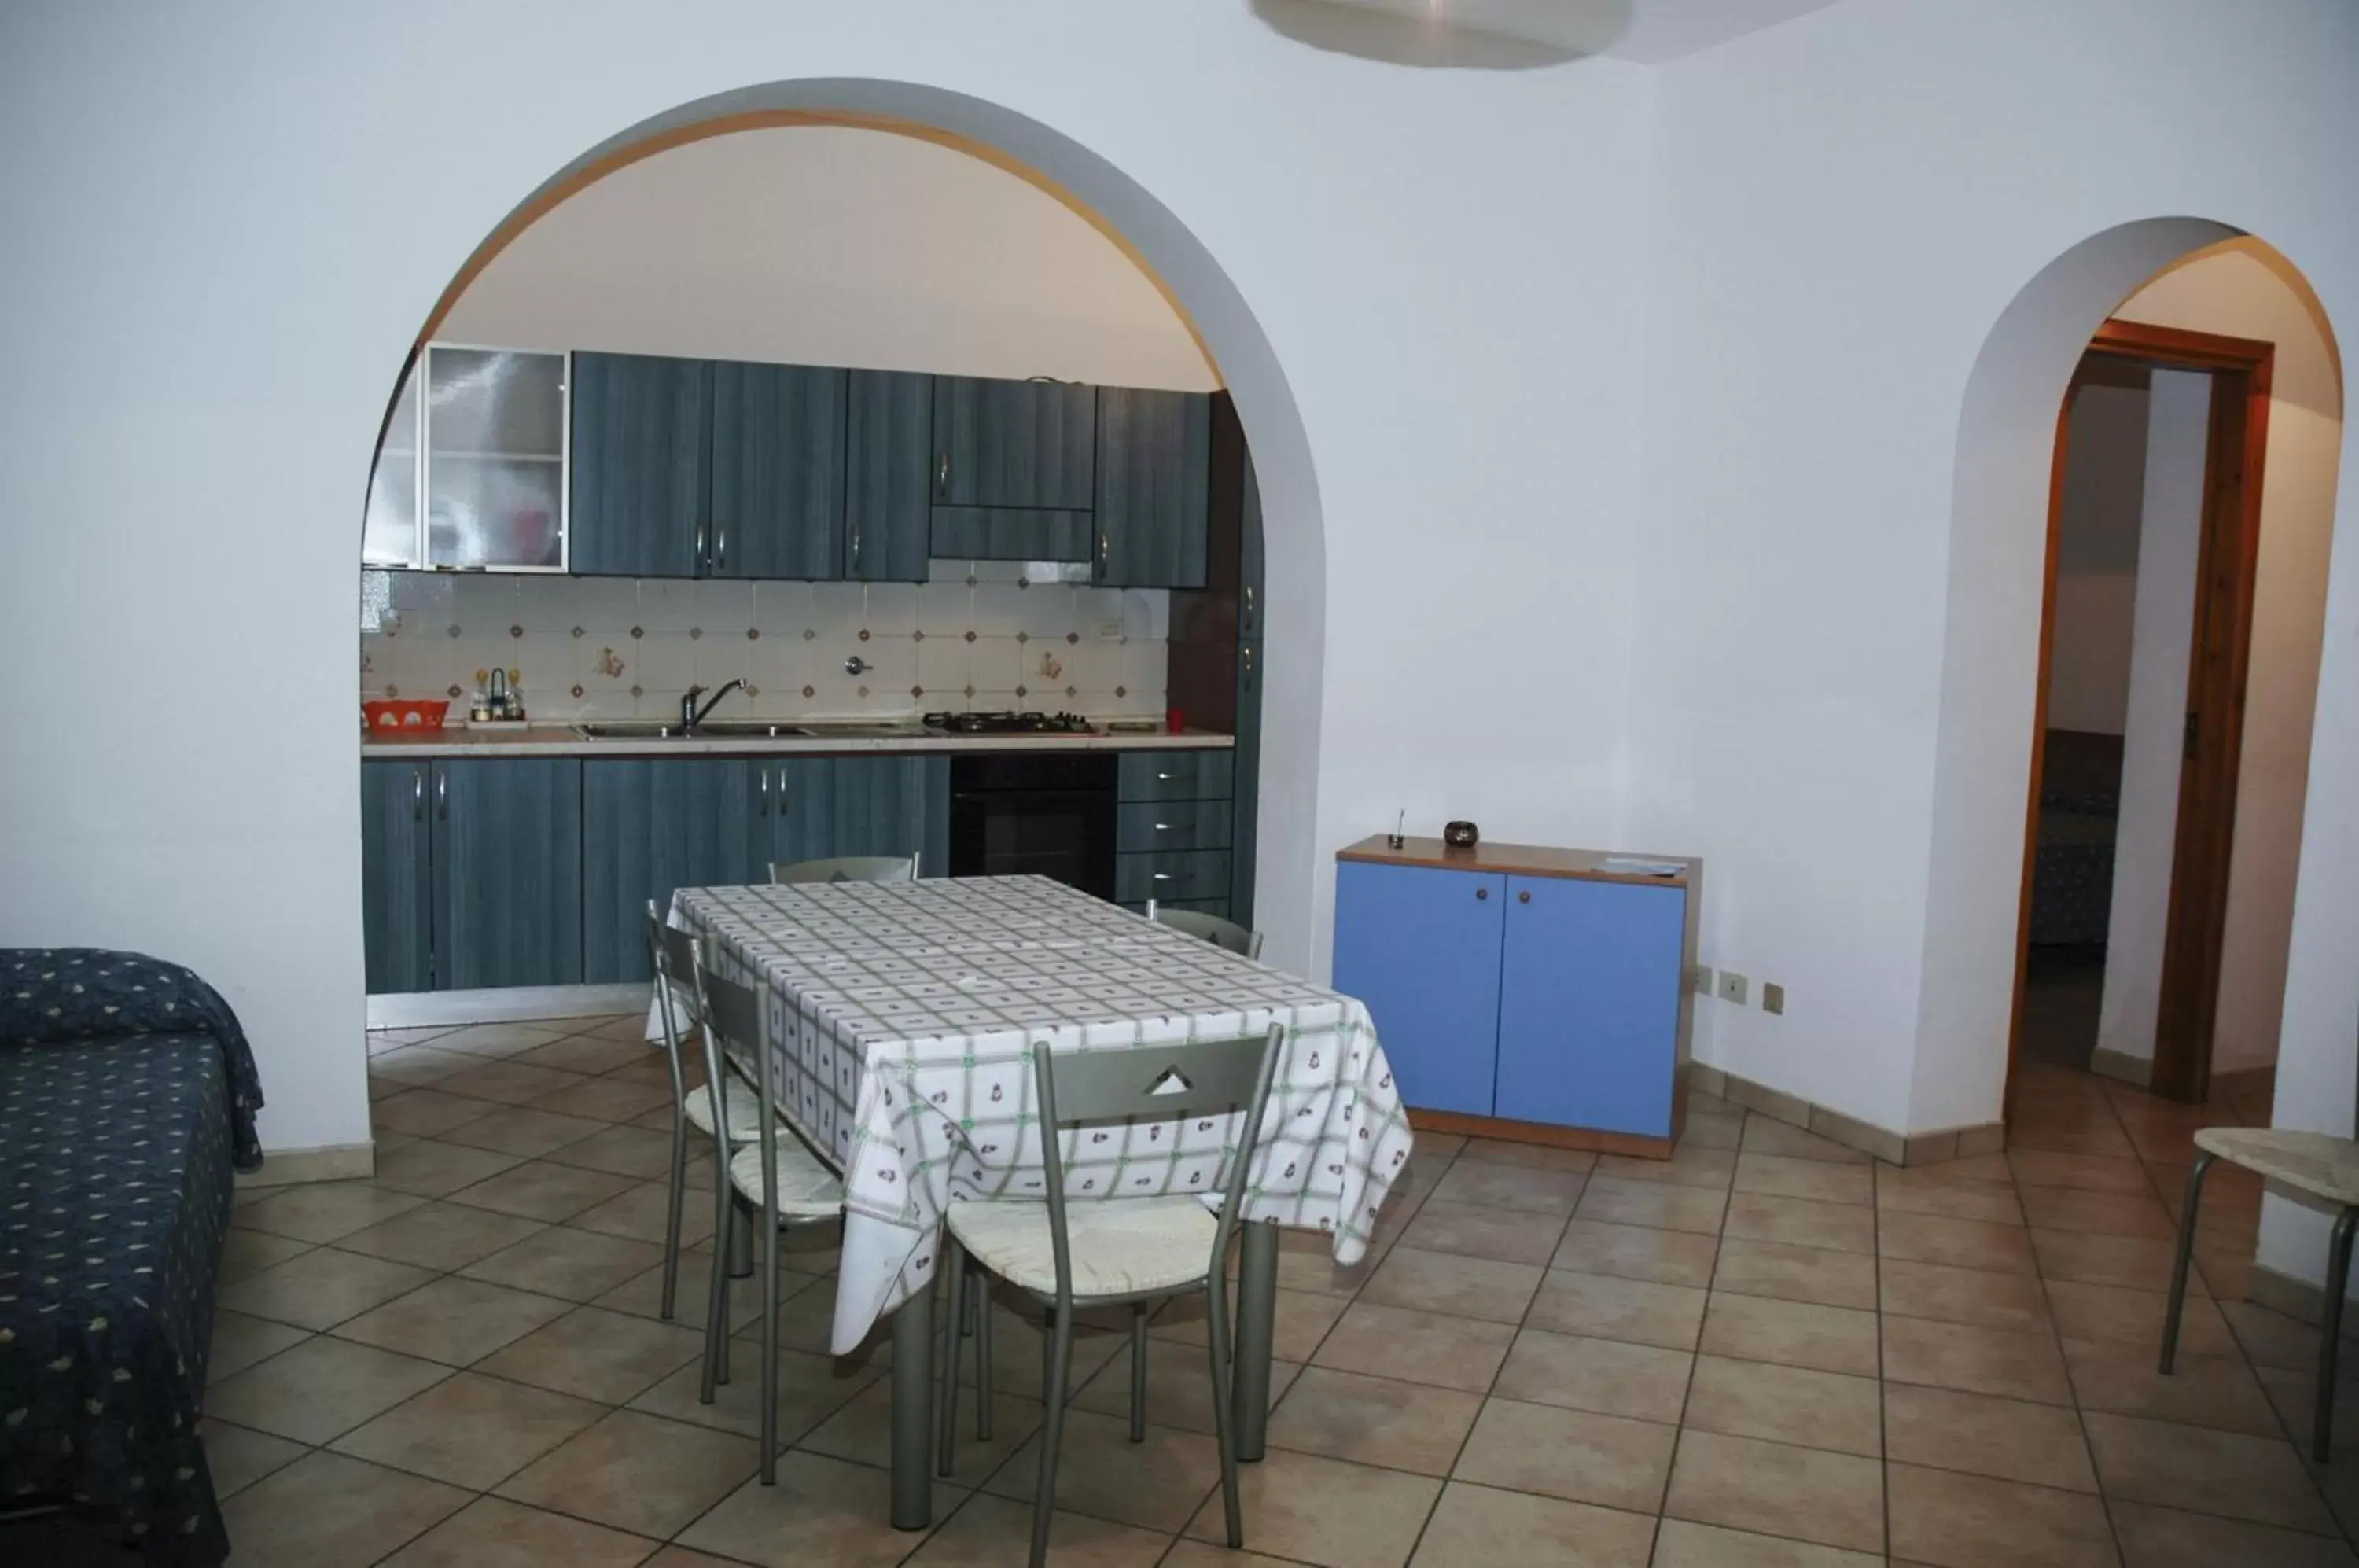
725,1141 -> 845,1220
685,1073 -> 770,1143
947,1195 -> 1218,1299
2196,1128 -> 2359,1205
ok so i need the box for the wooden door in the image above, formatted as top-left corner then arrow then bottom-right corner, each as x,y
362,760 -> 435,993
580,759 -> 761,983
932,376 -> 1095,510
569,352 -> 710,577
431,758 -> 583,988
1333,861 -> 1505,1117
1095,388 -> 1212,587
1495,878 -> 1684,1137
844,370 -> 933,582
708,361 -> 847,580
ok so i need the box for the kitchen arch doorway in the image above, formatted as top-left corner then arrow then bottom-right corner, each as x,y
355,79 -> 1327,1005
1912,219 -> 2346,1164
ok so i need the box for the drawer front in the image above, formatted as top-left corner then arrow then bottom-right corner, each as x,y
1116,849 -> 1231,905
1117,798 -> 1234,853
1117,749 -> 1234,803
1121,896 -> 1229,918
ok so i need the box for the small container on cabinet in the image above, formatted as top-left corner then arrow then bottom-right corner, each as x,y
1330,836 -> 1700,1156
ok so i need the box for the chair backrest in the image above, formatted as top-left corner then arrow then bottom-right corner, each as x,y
770,853 -> 919,885
645,901 -> 692,1102
1032,1023 -> 1286,1309
1144,899 -> 1265,962
697,963 -> 763,1087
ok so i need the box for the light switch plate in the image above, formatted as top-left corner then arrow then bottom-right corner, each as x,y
1691,965 -> 1713,995
1762,982 -> 1785,1016
1716,970 -> 1749,1006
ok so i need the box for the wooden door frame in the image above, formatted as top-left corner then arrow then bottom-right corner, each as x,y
2005,317 -> 2275,1112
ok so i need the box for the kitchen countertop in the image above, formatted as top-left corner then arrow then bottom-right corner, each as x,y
359,723 -> 1236,759
1337,834 -> 1698,888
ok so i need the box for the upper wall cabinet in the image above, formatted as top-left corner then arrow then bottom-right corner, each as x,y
842,370 -> 933,582
365,346 -> 568,571
570,351 -> 712,577
932,376 -> 1096,510
1095,388 -> 1210,588
709,361 -> 848,580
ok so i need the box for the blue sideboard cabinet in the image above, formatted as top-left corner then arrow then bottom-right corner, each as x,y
1332,836 -> 1699,1154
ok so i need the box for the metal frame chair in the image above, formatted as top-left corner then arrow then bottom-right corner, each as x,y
937,1023 -> 1285,1566
769,853 -> 920,884
1143,896 -> 1265,962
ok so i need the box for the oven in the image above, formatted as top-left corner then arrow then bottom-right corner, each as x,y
948,753 -> 1117,900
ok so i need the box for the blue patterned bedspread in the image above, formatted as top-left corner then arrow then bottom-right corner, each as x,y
1,951 -> 263,1566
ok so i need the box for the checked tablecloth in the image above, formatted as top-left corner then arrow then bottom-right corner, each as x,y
668,876 -> 1415,1356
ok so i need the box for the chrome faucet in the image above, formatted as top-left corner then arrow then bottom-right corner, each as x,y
680,679 -> 748,733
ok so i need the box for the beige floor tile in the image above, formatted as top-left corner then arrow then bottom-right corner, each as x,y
1740,1119 -> 1870,1165
216,1246 -> 440,1331
370,1138 -> 528,1198
512,1032 -> 657,1075
237,1180 -> 429,1243
1665,1429 -> 1884,1555
1528,1268 -> 1707,1351
1882,1384 -> 2094,1490
1684,1353 -> 1880,1456
477,1303 -> 707,1404
2110,1500 -> 2359,1567
204,1334 -> 451,1445
1260,1365 -> 1478,1474
1700,1293 -> 1878,1377
1651,1518 -> 1881,1566
1399,1198 -> 1572,1265
433,1020 -> 576,1056
1311,1300 -> 1516,1391
572,1180 -> 717,1246
373,1087 -> 503,1139
331,1273 -> 573,1365
1360,1243 -> 1544,1323
461,1223 -> 668,1300
1070,1334 -> 1297,1437
218,1224 -> 314,1285
2019,1183 -> 2179,1239
984,1407 -> 1224,1532
1882,1315 -> 2071,1404
2221,1298 -> 2323,1371
1878,1210 -> 2037,1275
566,1013 -> 661,1044
1885,1461 -> 2119,1568
2007,1148 -> 2155,1192
1496,1326 -> 1692,1423
379,1494 -> 660,1568
496,1408 -> 760,1538
2029,1228 -> 2185,1290
1458,1137 -> 1599,1172
1874,1169 -> 2025,1225
550,1124 -> 699,1183
337,1200 -> 550,1271
1595,1144 -> 1738,1190
1552,1217 -> 1720,1286
372,1025 -> 456,1050
1576,1174 -> 1729,1235
905,1492 -> 1169,1566
440,1104 -> 610,1158
369,1045 -> 482,1088
630,1345 -> 881,1444
1410,1480 -> 1654,1567
1453,1395 -> 1677,1511
950,1302 -> 1127,1395
1930,1151 -> 2020,1183
1161,1544 -> 1319,1568
1183,1446 -> 1443,1568
2044,1276 -> 2235,1356
2082,1410 -> 2338,1533
1710,1238 -> 1876,1310
330,1369 -> 605,1488
218,1449 -> 469,1567
1681,1111 -> 1746,1150
1879,1257 -> 2051,1333
594,1257 -> 767,1334
446,1158 -> 642,1222
207,1308 -> 311,1382
805,1379 -> 1043,1487
198,1418 -> 309,1498
1735,1151 -> 1872,1205
1722,1193 -> 1875,1256
532,1073 -> 679,1124
1430,1159 -> 1588,1216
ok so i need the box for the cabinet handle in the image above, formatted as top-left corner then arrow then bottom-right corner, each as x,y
715,521 -> 728,572
1156,771 -> 1177,781
1243,585 -> 1255,620
1475,886 -> 1488,900
759,767 -> 770,817
1153,872 -> 1189,883
1242,646 -> 1254,677
1096,532 -> 1110,580
1518,890 -> 1531,904
412,769 -> 424,820
436,771 -> 447,821
695,520 -> 710,572
937,453 -> 949,495
1154,823 -> 1176,832
777,767 -> 789,817
849,523 -> 863,573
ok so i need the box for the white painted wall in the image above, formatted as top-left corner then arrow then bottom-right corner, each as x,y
2093,370 -> 2209,1073
437,125 -> 1216,391
2046,383 -> 2148,737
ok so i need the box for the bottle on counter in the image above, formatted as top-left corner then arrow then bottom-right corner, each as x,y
471,669 -> 491,723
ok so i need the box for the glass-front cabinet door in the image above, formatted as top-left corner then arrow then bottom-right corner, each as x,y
422,345 -> 569,570
360,366 -> 421,568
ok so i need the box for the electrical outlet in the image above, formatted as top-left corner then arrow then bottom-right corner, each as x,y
1762,981 -> 1785,1016
1094,618 -> 1124,642
1691,965 -> 1713,995
1716,970 -> 1749,1006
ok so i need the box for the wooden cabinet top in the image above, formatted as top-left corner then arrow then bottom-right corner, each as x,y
1337,834 -> 1698,889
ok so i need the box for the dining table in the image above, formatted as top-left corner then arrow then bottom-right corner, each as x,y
665,874 -> 1414,1529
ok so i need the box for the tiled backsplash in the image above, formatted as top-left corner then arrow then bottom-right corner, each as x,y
359,564 -> 1168,723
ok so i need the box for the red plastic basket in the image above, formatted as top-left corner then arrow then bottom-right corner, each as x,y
362,698 -> 450,732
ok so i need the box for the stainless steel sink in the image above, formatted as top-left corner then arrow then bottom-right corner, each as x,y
572,720 -> 923,740
694,720 -> 815,738
572,721 -> 694,739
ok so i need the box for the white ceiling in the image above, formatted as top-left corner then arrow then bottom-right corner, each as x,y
1250,0 -> 1845,67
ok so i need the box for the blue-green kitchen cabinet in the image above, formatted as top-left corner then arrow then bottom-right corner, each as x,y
581,759 -> 767,985
767,755 -> 951,876
366,757 -> 583,992
844,370 -> 934,582
1095,388 -> 1210,588
569,352 -> 712,578
708,361 -> 848,580
1332,840 -> 1698,1149
931,376 -> 1096,510
362,760 -> 436,993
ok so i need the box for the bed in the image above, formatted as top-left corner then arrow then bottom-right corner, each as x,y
0,950 -> 265,1568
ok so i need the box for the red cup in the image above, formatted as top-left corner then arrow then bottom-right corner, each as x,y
1165,706 -> 1185,735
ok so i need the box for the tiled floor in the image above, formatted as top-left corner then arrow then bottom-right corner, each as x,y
198,1014 -> 2357,1566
